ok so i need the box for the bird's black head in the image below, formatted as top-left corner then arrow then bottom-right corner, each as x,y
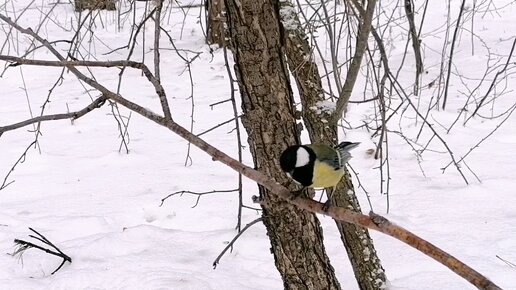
280,145 -> 316,187
280,145 -> 315,170
279,145 -> 300,173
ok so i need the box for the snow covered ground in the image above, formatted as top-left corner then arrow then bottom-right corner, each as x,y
1,1 -> 515,289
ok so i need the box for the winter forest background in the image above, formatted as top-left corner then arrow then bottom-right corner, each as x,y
1,0 -> 515,289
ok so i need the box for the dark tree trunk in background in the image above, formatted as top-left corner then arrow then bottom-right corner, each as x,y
206,0 -> 226,47
225,0 -> 341,289
75,0 -> 115,12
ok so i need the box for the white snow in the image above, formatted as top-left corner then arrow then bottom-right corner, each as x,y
1,1 -> 516,290
279,2 -> 298,31
311,100 -> 337,115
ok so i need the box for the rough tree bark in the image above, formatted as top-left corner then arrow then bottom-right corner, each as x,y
225,0 -> 341,289
74,0 -> 115,12
205,0 -> 226,47
278,1 -> 386,289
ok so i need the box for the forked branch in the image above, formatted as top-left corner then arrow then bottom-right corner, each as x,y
12,228 -> 72,275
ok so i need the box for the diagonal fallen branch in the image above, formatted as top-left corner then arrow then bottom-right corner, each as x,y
12,227 -> 72,275
0,13 -> 501,290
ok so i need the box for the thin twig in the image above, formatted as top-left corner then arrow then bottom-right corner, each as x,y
12,228 -> 72,275
159,189 -> 239,207
442,0 -> 466,110
465,37 -> 516,123
153,0 -> 163,82
404,0 -> 423,95
0,96 -> 107,134
0,140 -> 36,190
496,255 -> 516,268
212,217 -> 262,269
196,116 -> 240,137
222,40 -> 245,231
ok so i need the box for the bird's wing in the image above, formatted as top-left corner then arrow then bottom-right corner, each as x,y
308,144 -> 342,170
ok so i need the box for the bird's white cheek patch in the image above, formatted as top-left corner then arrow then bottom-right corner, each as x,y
295,147 -> 310,168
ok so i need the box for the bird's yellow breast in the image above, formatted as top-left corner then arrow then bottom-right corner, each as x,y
311,160 -> 344,188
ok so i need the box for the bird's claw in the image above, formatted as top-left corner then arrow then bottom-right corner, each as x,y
290,188 -> 305,200
322,200 -> 331,212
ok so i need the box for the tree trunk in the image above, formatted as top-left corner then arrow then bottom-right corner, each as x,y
75,0 -> 115,12
225,0 -> 341,289
278,1 -> 387,289
205,0 -> 226,47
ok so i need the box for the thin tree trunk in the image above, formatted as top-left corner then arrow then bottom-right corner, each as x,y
279,1 -> 386,289
404,0 -> 423,95
206,0 -> 226,47
225,0 -> 341,289
332,0 -> 377,123
75,0 -> 115,12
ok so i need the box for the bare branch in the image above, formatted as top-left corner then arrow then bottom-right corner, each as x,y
356,10 -> 469,185
0,14 -> 172,121
0,55 -> 171,120
213,217 -> 262,269
496,255 -> 516,268
466,37 -> 516,123
442,0 -> 466,110
443,102 -> 516,173
0,96 -> 106,135
404,0 -> 424,95
160,189 -> 239,208
153,0 -> 163,82
330,0 -> 377,124
12,228 -> 72,275
196,116 -> 240,137
0,140 -> 36,190
224,43 -> 245,231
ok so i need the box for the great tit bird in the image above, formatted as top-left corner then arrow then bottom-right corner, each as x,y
279,141 -> 360,210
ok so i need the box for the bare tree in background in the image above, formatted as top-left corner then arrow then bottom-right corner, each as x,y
75,0 -> 115,12
205,0 -> 225,46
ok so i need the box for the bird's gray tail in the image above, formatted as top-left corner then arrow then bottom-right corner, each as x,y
335,142 -> 360,166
